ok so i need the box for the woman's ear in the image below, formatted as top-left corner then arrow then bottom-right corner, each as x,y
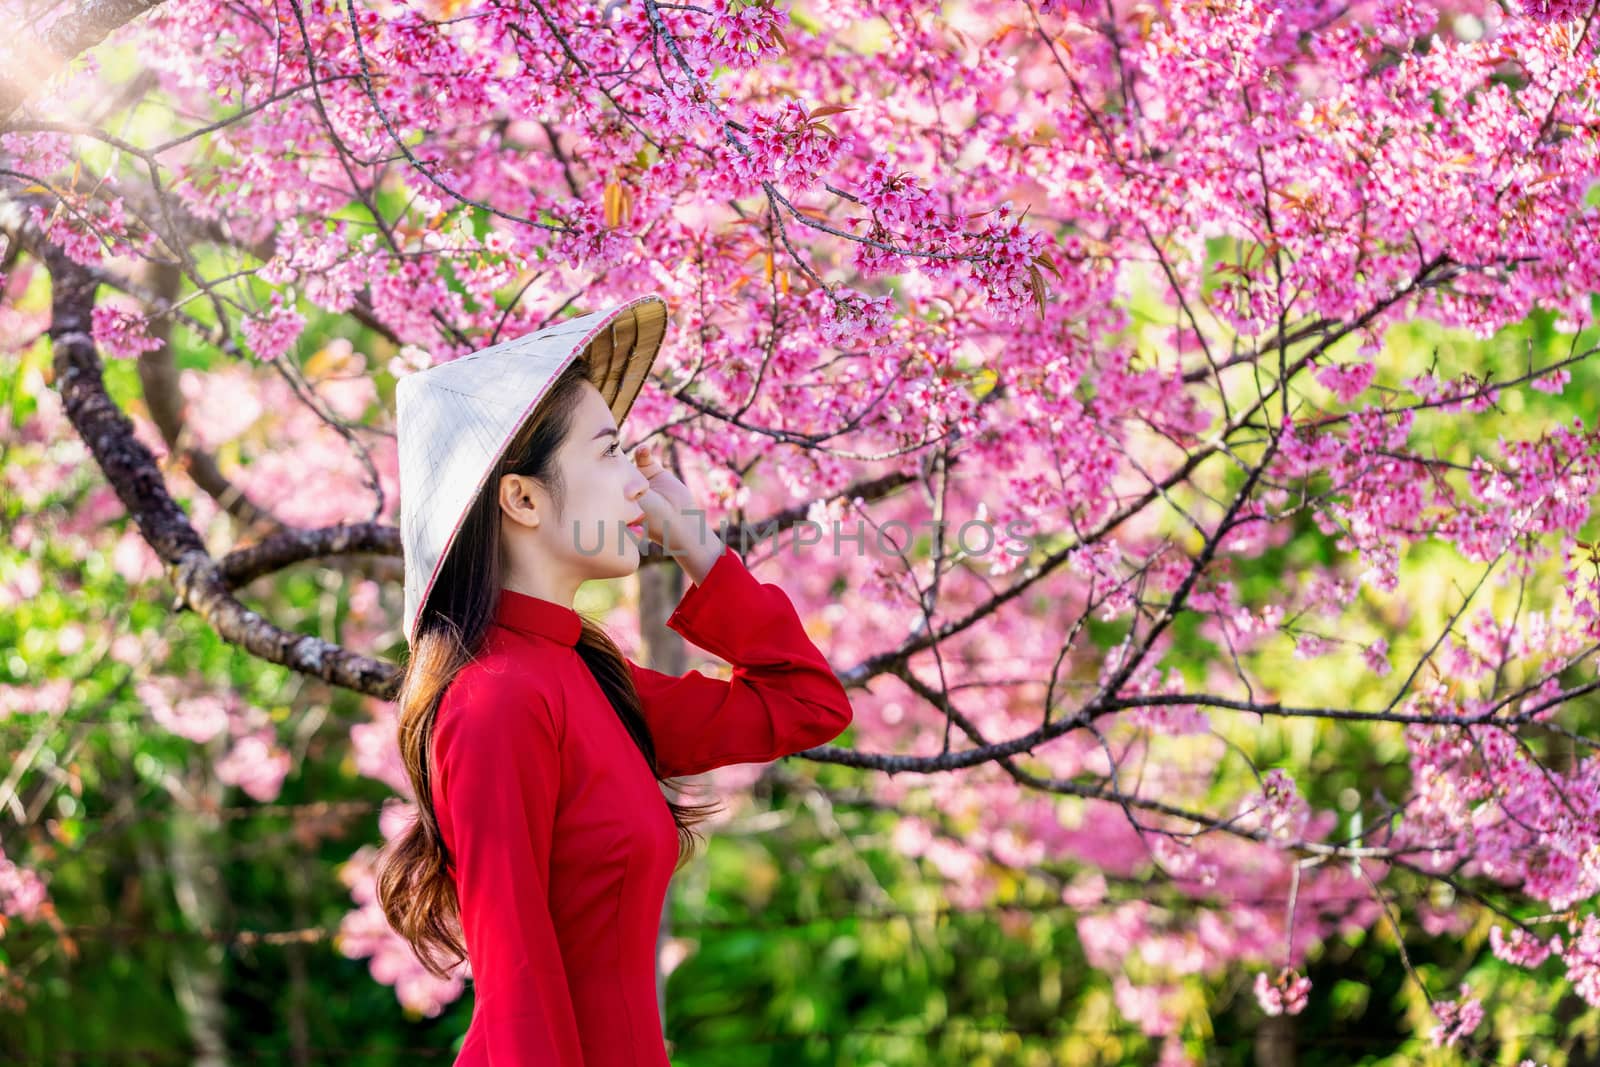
498,473 -> 541,529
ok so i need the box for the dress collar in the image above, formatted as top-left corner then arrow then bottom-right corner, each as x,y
492,588 -> 583,647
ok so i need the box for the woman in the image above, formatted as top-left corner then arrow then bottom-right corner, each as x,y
376,295 -> 855,1066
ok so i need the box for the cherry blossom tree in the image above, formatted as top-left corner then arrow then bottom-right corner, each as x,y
4,0 -> 1600,1058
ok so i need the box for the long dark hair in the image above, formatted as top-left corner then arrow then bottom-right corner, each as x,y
377,353 -> 722,980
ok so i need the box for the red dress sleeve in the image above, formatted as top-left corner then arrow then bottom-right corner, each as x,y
433,678 -> 585,1066
628,543 -> 854,778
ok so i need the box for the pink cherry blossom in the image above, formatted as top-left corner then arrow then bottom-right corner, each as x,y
1253,968 -> 1312,1016
1429,984 -> 1484,1048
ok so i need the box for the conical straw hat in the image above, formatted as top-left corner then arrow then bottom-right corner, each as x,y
395,295 -> 669,646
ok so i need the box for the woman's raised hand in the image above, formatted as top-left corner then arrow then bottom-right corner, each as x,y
631,443 -> 726,583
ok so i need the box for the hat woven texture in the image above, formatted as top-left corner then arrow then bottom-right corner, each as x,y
395,295 -> 669,647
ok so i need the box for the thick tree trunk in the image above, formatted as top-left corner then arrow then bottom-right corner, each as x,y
1254,1012 -> 1296,1067
129,739 -> 231,1067
637,551 -> 687,1031
284,854 -> 314,1067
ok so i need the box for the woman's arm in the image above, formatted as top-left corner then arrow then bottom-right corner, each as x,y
434,680 -> 585,1065
628,543 -> 854,778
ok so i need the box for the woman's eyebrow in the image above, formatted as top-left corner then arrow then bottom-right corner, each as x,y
591,427 -> 619,441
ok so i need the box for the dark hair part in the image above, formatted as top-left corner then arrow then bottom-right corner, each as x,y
377,354 -> 722,980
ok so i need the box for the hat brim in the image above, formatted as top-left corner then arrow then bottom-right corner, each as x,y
403,294 -> 669,646
585,296 -> 668,428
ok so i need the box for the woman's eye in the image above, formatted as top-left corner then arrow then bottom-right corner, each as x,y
606,441 -> 620,456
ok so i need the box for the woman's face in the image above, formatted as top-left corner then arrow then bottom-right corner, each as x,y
497,380 -> 652,601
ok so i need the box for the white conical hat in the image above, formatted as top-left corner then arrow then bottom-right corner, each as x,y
395,294 -> 669,647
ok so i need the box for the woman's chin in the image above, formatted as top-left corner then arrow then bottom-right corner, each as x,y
610,536 -> 643,575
